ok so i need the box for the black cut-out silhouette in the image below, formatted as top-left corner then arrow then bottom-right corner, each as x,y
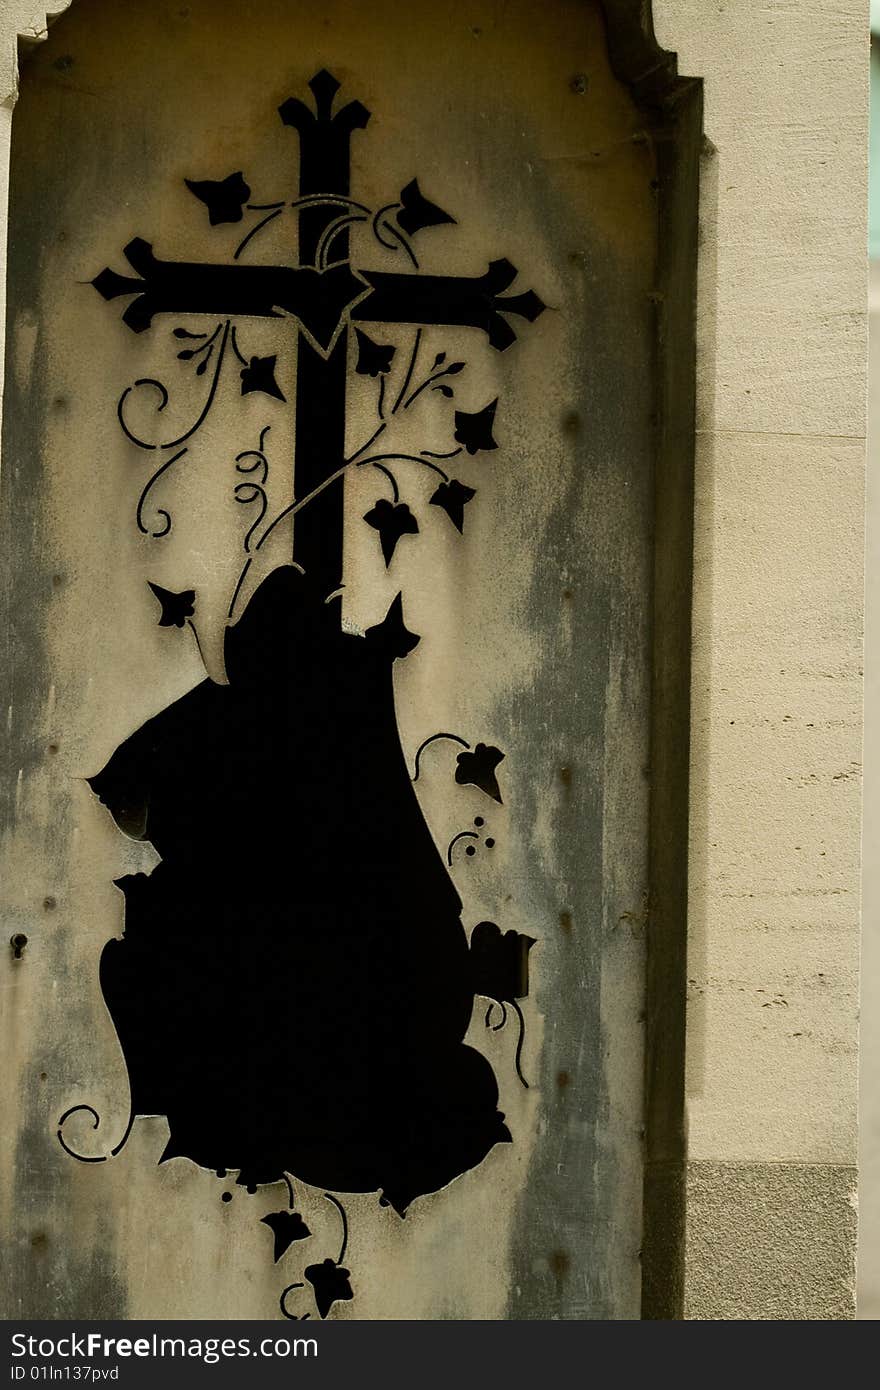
454,399 -> 498,455
363,498 -> 419,565
240,354 -> 286,401
455,743 -> 505,802
147,582 -> 194,628
429,479 -> 476,534
470,923 -> 535,1091
89,568 -> 510,1213
73,69 -> 546,1316
469,922 -> 536,1003
364,592 -> 421,661
396,179 -> 456,237
185,172 -> 251,225
354,329 -> 395,376
262,1210 -> 312,1262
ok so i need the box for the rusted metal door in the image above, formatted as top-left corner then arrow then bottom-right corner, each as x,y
1,0 -> 658,1319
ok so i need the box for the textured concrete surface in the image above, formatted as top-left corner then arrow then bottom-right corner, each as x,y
685,1162 -> 859,1321
654,0 -> 866,1317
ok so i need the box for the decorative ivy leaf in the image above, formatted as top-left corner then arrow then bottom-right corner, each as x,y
445,362 -> 465,375
455,743 -> 505,802
396,178 -> 456,236
184,171 -> 251,225
433,352 -> 446,367
240,354 -> 286,401
173,328 -> 207,340
147,582 -> 195,628
365,593 -> 421,662
304,1259 -> 354,1320
363,498 -> 419,566
354,328 -> 395,377
454,399 -> 498,455
177,348 -> 198,360
429,479 -> 476,534
434,385 -> 454,398
261,1211 -> 312,1263
196,357 -> 209,376
469,921 -> 537,1003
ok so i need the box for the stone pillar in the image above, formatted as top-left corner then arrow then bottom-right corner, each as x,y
654,0 -> 866,1320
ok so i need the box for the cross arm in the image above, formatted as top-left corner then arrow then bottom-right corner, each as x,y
353,259 -> 546,351
93,241 -> 546,351
92,237 -> 312,335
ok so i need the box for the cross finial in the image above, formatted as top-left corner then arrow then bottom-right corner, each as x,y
308,69 -> 340,118
279,69 -> 371,134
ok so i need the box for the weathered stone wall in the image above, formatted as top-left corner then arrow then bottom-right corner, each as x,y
654,0 -> 866,1320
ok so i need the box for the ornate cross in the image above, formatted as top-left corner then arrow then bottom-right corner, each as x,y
92,70 -> 545,595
